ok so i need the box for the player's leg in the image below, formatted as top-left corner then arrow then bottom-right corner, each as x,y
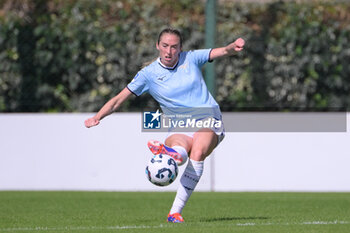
189,128 -> 218,161
148,133 -> 191,166
168,129 -> 218,223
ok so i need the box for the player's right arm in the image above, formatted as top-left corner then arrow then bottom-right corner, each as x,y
209,38 -> 245,60
84,87 -> 132,128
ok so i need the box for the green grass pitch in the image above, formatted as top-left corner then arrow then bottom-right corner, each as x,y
0,191 -> 349,233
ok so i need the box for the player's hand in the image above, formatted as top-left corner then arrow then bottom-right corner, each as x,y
84,117 -> 100,128
226,38 -> 245,55
233,38 -> 245,52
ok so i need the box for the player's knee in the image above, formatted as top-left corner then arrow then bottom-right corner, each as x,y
189,149 -> 207,161
165,135 -> 191,150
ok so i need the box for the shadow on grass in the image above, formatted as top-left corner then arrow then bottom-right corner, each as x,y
200,216 -> 269,222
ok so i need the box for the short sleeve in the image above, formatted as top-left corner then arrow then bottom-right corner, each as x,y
127,70 -> 149,96
188,49 -> 211,67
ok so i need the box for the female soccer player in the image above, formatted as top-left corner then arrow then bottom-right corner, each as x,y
85,28 -> 245,223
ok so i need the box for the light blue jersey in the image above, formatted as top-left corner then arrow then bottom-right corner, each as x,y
127,49 -> 222,119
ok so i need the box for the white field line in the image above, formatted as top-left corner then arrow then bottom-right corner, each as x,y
0,225 -> 167,232
235,220 -> 350,226
0,221 -> 349,232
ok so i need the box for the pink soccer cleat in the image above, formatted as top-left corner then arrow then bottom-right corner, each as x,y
147,140 -> 184,165
167,212 -> 184,223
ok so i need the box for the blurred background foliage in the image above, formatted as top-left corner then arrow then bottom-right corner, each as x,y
0,0 -> 349,112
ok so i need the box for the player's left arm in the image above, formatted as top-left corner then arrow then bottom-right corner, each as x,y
209,38 -> 245,61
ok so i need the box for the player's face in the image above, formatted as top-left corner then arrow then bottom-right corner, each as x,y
156,33 -> 182,67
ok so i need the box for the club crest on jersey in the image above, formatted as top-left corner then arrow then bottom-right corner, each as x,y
179,62 -> 188,70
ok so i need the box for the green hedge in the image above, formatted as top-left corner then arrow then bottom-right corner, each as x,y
216,1 -> 350,111
0,0 -> 349,112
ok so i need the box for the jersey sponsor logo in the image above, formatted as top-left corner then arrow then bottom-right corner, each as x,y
157,76 -> 166,81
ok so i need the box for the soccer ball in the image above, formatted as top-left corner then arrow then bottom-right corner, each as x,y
145,154 -> 178,186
